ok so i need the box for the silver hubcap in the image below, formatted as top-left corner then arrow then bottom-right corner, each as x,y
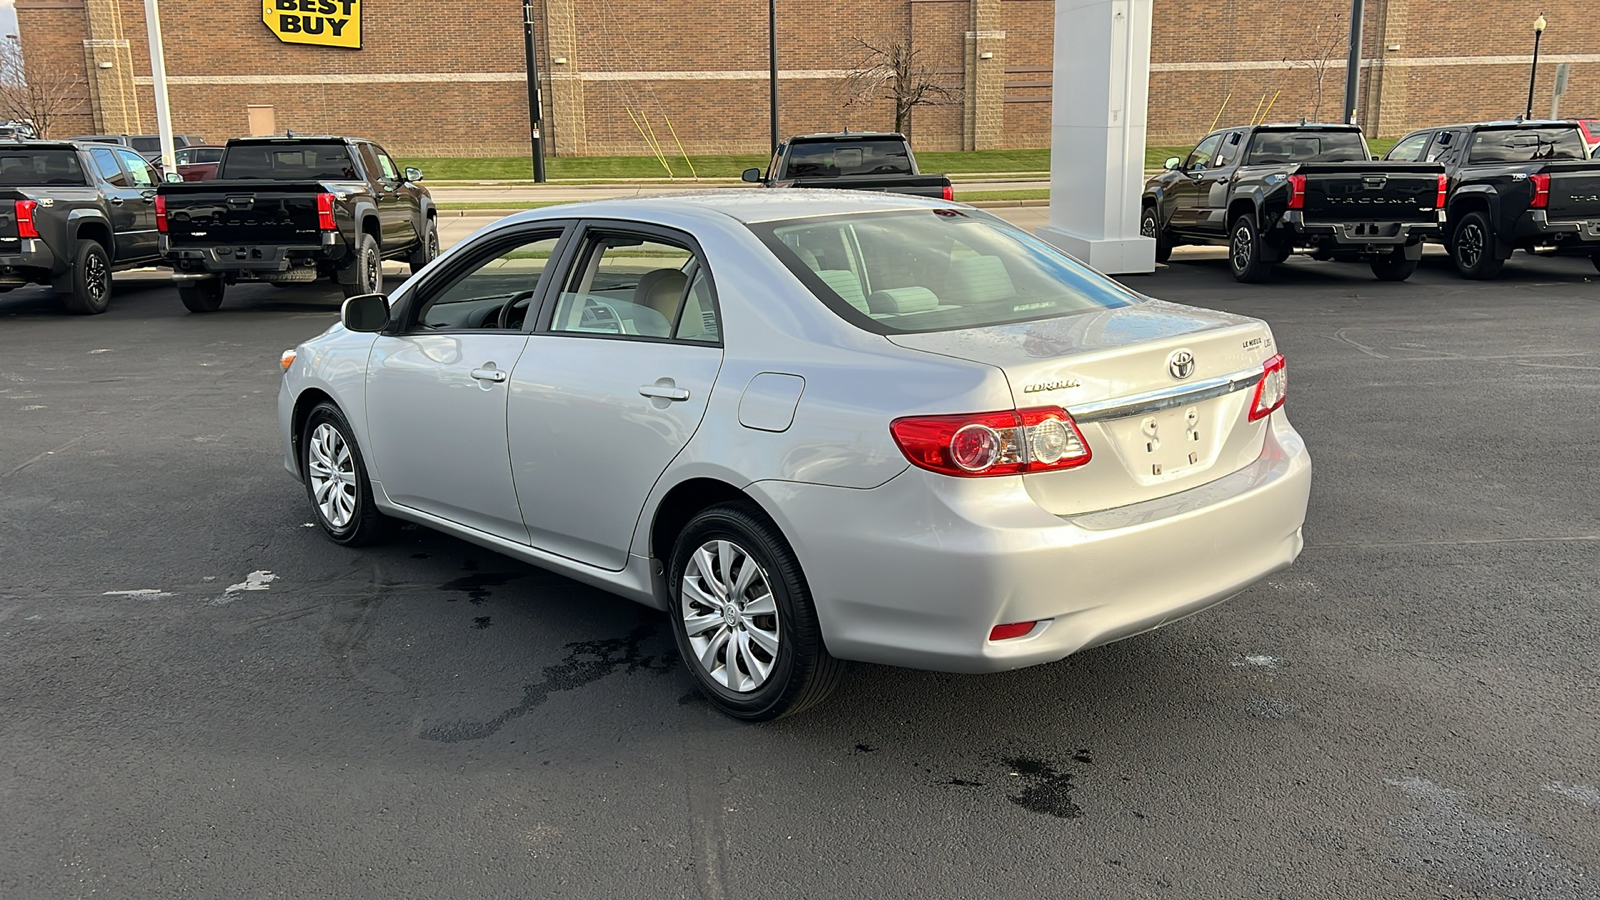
680,540 -> 781,693
1458,223 -> 1483,267
307,423 -> 358,529
1231,225 -> 1253,271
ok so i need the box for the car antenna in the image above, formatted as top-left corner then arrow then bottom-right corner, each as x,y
1299,117 -> 1307,126
285,128 -> 296,138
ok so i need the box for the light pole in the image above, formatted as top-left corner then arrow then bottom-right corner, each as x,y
1524,14 -> 1546,120
1342,0 -> 1365,125
143,0 -> 179,180
522,0 -> 546,183
769,0 -> 778,156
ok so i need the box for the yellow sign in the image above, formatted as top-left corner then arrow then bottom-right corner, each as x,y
263,0 -> 361,49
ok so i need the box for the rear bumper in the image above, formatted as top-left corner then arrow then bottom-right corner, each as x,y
749,414 -> 1312,674
1283,210 -> 1443,245
163,232 -> 344,279
0,239 -> 61,280
1512,211 -> 1600,252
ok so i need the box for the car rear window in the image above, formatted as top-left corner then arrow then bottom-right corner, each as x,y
218,143 -> 361,180
784,140 -> 913,177
1245,130 -> 1370,165
0,150 -> 89,186
130,136 -> 162,153
751,209 -> 1139,334
1467,127 -> 1588,163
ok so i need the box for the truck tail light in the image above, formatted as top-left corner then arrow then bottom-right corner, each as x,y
1529,173 -> 1550,209
1248,354 -> 1287,422
941,184 -> 955,202
1433,174 -> 1448,210
317,192 -> 337,230
15,200 -> 39,238
1286,174 -> 1306,210
890,407 -> 1091,477
154,194 -> 168,233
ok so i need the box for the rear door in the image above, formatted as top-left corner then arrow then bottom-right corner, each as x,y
507,222 -> 723,570
1196,129 -> 1246,232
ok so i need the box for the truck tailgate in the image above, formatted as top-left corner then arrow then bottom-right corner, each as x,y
159,181 -> 327,246
1298,162 -> 1444,221
1544,160 -> 1600,221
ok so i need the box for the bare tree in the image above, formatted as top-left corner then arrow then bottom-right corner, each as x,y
0,38 -> 82,138
842,36 -> 960,136
1288,12 -> 1348,123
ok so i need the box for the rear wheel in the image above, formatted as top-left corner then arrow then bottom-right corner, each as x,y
60,241 -> 112,315
1140,204 -> 1172,263
1369,247 -> 1420,281
668,503 -> 844,721
1228,215 -> 1276,283
408,217 -> 439,273
302,402 -> 389,546
178,278 -> 225,313
341,233 -> 382,299
1450,211 -> 1505,280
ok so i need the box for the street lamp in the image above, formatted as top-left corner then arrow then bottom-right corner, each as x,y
769,0 -> 778,157
1525,14 -> 1546,120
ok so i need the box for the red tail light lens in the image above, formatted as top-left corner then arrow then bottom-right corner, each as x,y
1433,174 -> 1448,210
941,184 -> 955,202
989,621 -> 1038,641
1529,173 -> 1550,209
317,192 -> 337,230
1248,354 -> 1287,422
154,194 -> 168,233
15,199 -> 39,238
890,407 -> 1091,477
1286,174 -> 1306,210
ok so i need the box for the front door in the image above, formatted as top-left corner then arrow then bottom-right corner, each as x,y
111,148 -> 161,260
1166,133 -> 1223,236
508,224 -> 724,570
87,147 -> 146,262
366,144 -> 416,249
363,226 -> 569,542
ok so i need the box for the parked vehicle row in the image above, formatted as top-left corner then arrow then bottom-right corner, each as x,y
1147,118 -> 1600,282
743,132 -> 955,200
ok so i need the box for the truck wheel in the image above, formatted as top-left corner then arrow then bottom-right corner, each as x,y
1140,204 -> 1172,263
178,278 -> 225,313
60,241 -> 112,315
1369,248 -> 1419,281
342,233 -> 381,299
1450,211 -> 1505,280
1228,215 -> 1276,283
408,218 -> 439,273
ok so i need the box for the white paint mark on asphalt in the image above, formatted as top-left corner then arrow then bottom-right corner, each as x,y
1244,697 -> 1300,719
302,522 -> 316,528
1544,781 -> 1600,807
25,615 -> 41,621
88,349 -> 113,354
211,570 -> 278,605
20,405 -> 45,411
1232,654 -> 1280,669
103,589 -> 173,599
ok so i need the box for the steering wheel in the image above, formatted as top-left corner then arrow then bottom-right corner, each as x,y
496,289 -> 541,330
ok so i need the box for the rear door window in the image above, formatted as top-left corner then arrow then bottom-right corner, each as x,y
548,231 -> 700,340
89,148 -> 129,187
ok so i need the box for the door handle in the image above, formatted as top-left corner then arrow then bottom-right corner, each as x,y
639,384 -> 690,401
470,367 -> 508,383
109,197 -> 124,205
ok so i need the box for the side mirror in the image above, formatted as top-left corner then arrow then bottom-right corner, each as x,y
403,166 -> 423,182
1373,155 -> 1382,161
1163,157 -> 1182,171
741,167 -> 763,183
341,293 -> 390,333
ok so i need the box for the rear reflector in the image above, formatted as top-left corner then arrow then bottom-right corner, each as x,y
1433,174 -> 1448,210
15,200 -> 39,238
1248,353 -> 1287,422
1529,173 -> 1550,209
989,621 -> 1037,641
154,194 -> 167,233
891,407 -> 1091,477
1286,174 -> 1306,210
317,192 -> 337,231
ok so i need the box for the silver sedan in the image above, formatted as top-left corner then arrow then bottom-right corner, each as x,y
278,190 -> 1311,720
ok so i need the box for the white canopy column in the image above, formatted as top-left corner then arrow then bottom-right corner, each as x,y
1035,0 -> 1156,275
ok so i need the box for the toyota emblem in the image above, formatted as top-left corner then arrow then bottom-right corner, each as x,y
1167,349 -> 1196,380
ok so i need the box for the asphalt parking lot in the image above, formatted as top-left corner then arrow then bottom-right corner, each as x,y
2,230 -> 1598,899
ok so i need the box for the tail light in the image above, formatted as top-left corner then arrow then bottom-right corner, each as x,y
154,194 -> 167,233
941,184 -> 955,202
1248,354 -> 1287,422
317,192 -> 337,230
1433,173 -> 1448,210
1286,174 -> 1306,210
15,199 -> 39,238
1529,173 -> 1550,209
989,621 -> 1038,641
890,407 -> 1091,477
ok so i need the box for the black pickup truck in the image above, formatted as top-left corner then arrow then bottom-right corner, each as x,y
1384,120 -> 1600,278
156,135 -> 437,312
0,140 -> 165,314
1143,124 -> 1446,282
742,132 -> 954,200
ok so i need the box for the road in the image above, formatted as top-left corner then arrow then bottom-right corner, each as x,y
2,230 -> 1597,899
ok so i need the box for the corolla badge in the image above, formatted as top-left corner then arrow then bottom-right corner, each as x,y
1167,349 -> 1196,380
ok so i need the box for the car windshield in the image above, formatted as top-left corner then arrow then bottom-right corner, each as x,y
218,143 -> 360,180
0,150 -> 89,186
751,209 -> 1139,334
1245,130 -> 1369,165
1467,127 -> 1589,163
784,139 -> 913,177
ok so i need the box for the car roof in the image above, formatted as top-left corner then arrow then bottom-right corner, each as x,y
1,139 -> 82,150
788,132 -> 907,142
1422,119 -> 1581,130
502,188 -> 957,226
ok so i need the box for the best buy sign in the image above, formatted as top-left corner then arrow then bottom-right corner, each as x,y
263,0 -> 361,49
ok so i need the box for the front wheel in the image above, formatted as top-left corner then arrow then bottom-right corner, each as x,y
177,278 -> 225,312
1369,247 -> 1420,281
60,241 -> 112,315
1228,215 -> 1277,283
408,218 -> 439,273
1450,211 -> 1505,280
668,503 -> 844,721
301,402 -> 389,546
1140,204 -> 1172,263
341,233 -> 382,299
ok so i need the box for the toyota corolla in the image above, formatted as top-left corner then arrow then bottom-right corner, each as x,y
278,191 -> 1311,720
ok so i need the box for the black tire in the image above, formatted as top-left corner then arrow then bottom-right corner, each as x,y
1140,204 -> 1172,263
60,240 -> 112,315
1369,248 -> 1420,281
408,217 -> 439,274
1450,211 -> 1505,280
341,232 -> 382,299
1228,215 -> 1276,283
177,278 -> 225,313
301,402 -> 389,546
668,503 -> 844,721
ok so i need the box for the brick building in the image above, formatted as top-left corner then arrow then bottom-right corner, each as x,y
14,0 -> 1600,157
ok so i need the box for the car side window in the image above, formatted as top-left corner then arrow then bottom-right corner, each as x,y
673,264 -> 720,343
1386,132 -> 1432,162
353,143 -> 383,182
549,232 -> 697,339
1426,131 -> 1459,164
1214,131 -> 1244,167
114,149 -> 158,188
412,231 -> 564,331
89,147 -> 128,188
376,150 -> 401,183
1184,135 -> 1223,171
